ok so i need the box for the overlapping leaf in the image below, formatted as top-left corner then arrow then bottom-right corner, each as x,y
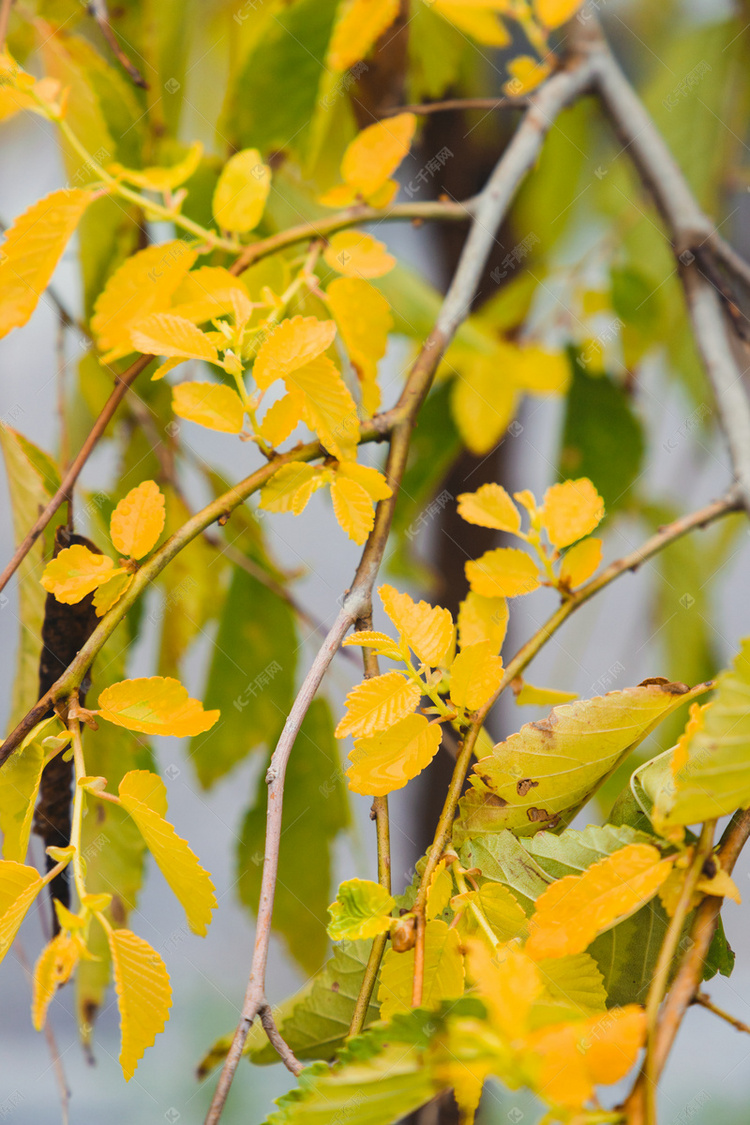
449,642 -> 503,712
379,584 -> 454,667
378,919 -> 464,1019
324,232 -> 395,278
107,927 -> 172,1080
336,672 -> 422,739
253,316 -> 337,391
110,480 -> 166,560
465,547 -> 540,598
0,717 -> 59,862
457,484 -> 521,534
0,861 -> 44,966
96,676 -> 220,737
327,878 -> 395,941
327,277 -> 392,413
540,478 -> 604,549
348,713 -> 442,795
172,381 -> 246,433
41,544 -> 122,604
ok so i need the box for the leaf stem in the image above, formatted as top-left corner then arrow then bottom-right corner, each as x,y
68,717 -> 88,906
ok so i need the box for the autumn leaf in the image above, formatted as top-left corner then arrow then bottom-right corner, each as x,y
286,354 -> 359,461
343,630 -> 403,661
130,313 -> 220,363
0,861 -> 44,967
452,882 -> 528,945
330,474 -> 376,544
328,0 -> 400,72
92,240 -> 197,362
96,676 -> 220,737
119,771 -> 216,935
110,480 -> 166,560
327,878 -> 395,941
533,0 -> 585,30
213,148 -> 271,232
513,682 -> 578,706
172,381 -> 246,433
0,189 -> 94,339
524,843 -> 676,959
503,56 -> 552,96
540,478 -> 604,549
465,547 -> 540,598
450,351 -> 519,456
107,927 -> 172,1080
336,461 -> 393,502
457,592 -> 508,655
336,672 -> 422,740
32,932 -> 83,1030
41,544 -> 122,604
450,642 -> 503,712
347,713 -> 443,795
379,584 -> 454,667
0,717 -> 59,863
558,536 -> 602,589
378,919 -> 464,1019
253,316 -> 337,391
464,940 -> 541,1038
258,392 -> 304,447
340,114 -> 417,198
107,141 -> 203,192
432,0 -> 510,46
457,484 -> 521,534
326,277 -> 392,414
92,571 -> 134,617
259,462 -> 329,515
324,232 -> 395,279
170,266 -> 253,325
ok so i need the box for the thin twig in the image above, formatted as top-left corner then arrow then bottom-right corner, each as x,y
0,0 -> 14,51
379,96 -> 530,117
409,487 -> 742,999
258,1005 -> 304,1075
87,0 -> 148,87
204,55 -> 598,1125
692,992 -> 750,1036
0,353 -> 153,596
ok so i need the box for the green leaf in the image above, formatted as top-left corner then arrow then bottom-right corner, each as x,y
455,681 -> 704,840
192,565 -> 297,788
458,831 -> 551,913
558,364 -> 644,513
534,953 -> 607,1021
327,879 -> 395,942
262,1016 -> 440,1125
378,920 -> 464,1021
251,939 -> 379,1065
0,427 -> 61,731
652,640 -> 750,832
238,700 -> 349,975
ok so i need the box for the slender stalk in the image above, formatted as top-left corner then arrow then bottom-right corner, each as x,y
692,992 -> 750,1036
0,0 -> 13,50
67,718 -> 88,906
379,96 -> 529,117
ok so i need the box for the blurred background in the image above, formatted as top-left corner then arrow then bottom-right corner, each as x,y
2,0 -> 750,1121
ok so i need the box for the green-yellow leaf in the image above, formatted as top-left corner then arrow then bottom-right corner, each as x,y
452,881 -> 528,944
327,277 -> 392,414
213,148 -> 271,233
259,462 -> 329,515
335,672 -> 422,740
172,381 -> 246,433
92,571 -> 134,617
450,642 -> 503,712
0,717 -> 58,863
41,544 -> 122,604
327,878 -> 395,941
32,931 -> 83,1031
110,480 -> 166,560
96,676 -> 220,738
0,188 -> 94,339
379,584 -> 454,667
107,141 -> 203,192
107,927 -> 172,1080
378,919 -> 464,1020
118,770 -> 216,935
348,713 -> 443,796
514,682 -> 578,706
465,547 -> 540,598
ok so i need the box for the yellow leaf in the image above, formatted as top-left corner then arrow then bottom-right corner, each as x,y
92,240 -> 197,362
379,584 -> 454,667
457,592 -> 508,655
130,313 -> 220,363
533,0 -> 585,29
670,701 -> 706,778
343,630 -> 403,661
452,883 -> 528,944
170,266 -> 252,325
172,381 -> 246,433
0,718 -> 57,863
0,861 -> 44,966
450,642 -> 503,712
93,571 -> 134,617
378,919 -> 464,1019
522,1006 -> 645,1108
324,231 -> 395,279
432,1 -> 510,46
32,932 -> 82,1030
514,682 -> 578,706
258,392 -> 304,447
540,478 -> 604,549
96,676 -> 220,738
658,851 -> 741,916
319,183 -> 359,208
327,277 -> 392,414
330,474 -> 376,544
457,483 -> 521,534
504,55 -> 552,97
119,771 -> 216,935
259,462 -> 328,515
336,671 -> 422,739
525,843 -> 676,960
348,712 -> 442,795
558,536 -> 602,589
465,940 -> 541,1038
286,354 -> 359,460
253,315 -> 337,391
107,927 -> 172,1080
512,345 -> 570,395
450,353 -> 518,455
328,0 -> 400,71
213,148 -> 271,233
0,188 -> 93,339
41,544 -> 122,604
341,114 -> 417,197
336,461 -> 393,501
107,141 -> 203,192
427,860 -> 454,920
465,547 -> 540,598
367,179 -> 399,207
150,357 -> 187,382
110,480 -> 166,560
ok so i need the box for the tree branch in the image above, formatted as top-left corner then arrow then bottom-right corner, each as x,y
692,992 -> 750,1036
379,96 -> 529,117
204,54 -> 597,1125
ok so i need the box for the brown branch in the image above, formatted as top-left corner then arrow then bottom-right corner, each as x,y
0,353 -> 152,596
258,1005 -> 304,1076
379,96 -> 530,117
409,487 -> 742,997
204,54 -> 598,1125
0,0 -> 14,50
86,0 -> 148,88
692,992 -> 750,1036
